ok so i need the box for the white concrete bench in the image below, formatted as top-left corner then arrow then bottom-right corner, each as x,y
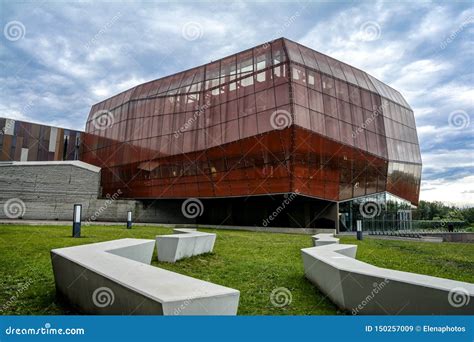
302,234 -> 474,314
156,228 -> 216,263
312,233 -> 339,246
51,238 -> 239,315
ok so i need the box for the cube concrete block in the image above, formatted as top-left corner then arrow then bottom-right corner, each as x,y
156,229 -> 216,263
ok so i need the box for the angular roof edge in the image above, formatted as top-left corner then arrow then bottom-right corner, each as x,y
88,37 -> 411,117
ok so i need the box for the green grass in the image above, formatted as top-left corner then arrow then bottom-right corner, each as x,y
0,224 -> 473,315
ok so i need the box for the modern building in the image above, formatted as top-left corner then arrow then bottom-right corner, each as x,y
79,38 -> 419,230
0,117 -> 81,162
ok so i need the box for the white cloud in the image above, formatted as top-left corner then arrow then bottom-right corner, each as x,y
421,175 -> 474,206
421,149 -> 474,173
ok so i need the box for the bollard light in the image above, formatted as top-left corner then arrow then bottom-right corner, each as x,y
72,204 -> 82,238
127,211 -> 132,229
356,220 -> 363,240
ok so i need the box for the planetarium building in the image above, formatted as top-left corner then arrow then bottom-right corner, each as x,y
81,38 -> 421,231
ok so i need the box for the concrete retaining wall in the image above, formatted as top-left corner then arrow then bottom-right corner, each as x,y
0,161 -> 137,222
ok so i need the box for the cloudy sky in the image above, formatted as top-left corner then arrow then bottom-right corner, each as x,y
1,0 -> 473,205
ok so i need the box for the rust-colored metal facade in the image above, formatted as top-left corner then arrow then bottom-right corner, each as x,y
81,38 -> 421,206
0,117 -> 81,162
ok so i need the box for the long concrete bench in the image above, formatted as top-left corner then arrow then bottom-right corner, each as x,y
311,233 -> 339,246
302,234 -> 474,314
156,228 -> 216,263
51,238 -> 239,315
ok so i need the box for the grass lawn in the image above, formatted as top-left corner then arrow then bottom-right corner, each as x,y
0,224 -> 473,315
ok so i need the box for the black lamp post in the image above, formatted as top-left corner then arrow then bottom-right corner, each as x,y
127,211 -> 132,229
356,220 -> 363,240
72,204 -> 82,238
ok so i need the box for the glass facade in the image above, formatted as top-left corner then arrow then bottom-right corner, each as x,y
0,117 -> 81,162
339,192 -> 414,232
81,38 -> 421,209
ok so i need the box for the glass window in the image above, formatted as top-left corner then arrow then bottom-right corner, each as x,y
308,89 -> 324,113
237,50 -> 253,76
313,51 -> 333,76
239,115 -> 258,139
284,39 -> 305,65
275,84 -> 290,107
307,70 -> 322,92
325,115 -> 340,140
291,64 -> 306,85
377,134 -> 387,158
335,79 -> 349,102
257,109 -> 274,134
348,84 -> 361,106
366,131 -> 378,155
362,72 -> 378,93
255,69 -> 273,92
321,74 -> 335,96
238,76 -> 254,97
254,47 -> 271,71
327,58 -> 347,81
323,94 -> 337,118
256,89 -> 275,112
272,39 -> 287,64
309,110 -> 325,136
361,89 -> 373,110
353,126 -> 367,150
298,45 -> 319,70
239,94 -> 256,117
292,83 -> 308,108
205,61 -> 220,91
223,120 -> 239,143
340,63 -> 358,85
337,99 -> 352,124
352,67 -> 370,90
273,63 -> 288,85
294,105 -> 310,129
339,121 -> 353,146
351,105 -> 364,127
220,55 -> 237,84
